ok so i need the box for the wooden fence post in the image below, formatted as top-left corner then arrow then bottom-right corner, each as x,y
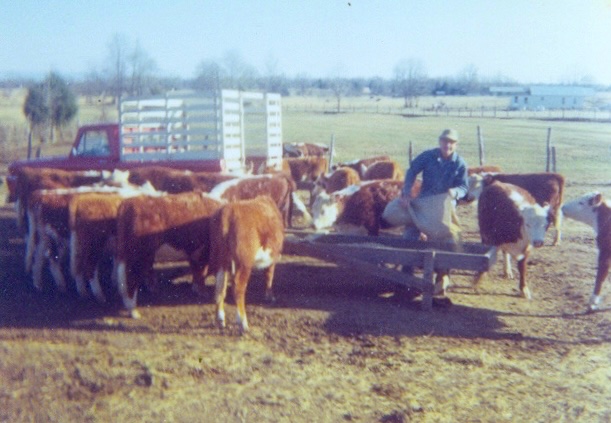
328,134 -> 335,171
552,146 -> 557,173
546,127 -> 552,172
408,141 -> 413,166
477,125 -> 485,166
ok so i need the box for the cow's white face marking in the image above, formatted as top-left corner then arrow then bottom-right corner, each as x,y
466,174 -> 484,201
562,192 -> 605,233
522,203 -> 550,247
312,193 -> 340,230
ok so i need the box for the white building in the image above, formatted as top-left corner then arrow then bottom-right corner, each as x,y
506,85 -> 595,110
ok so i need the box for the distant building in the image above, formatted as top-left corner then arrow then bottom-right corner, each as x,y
505,85 -> 595,110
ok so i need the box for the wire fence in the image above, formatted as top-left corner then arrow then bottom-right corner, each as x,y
284,104 -> 611,122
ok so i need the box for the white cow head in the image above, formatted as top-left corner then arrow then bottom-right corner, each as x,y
562,192 -> 604,232
521,203 -> 551,248
311,185 -> 358,231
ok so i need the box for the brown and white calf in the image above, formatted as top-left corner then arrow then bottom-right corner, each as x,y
311,167 -> 361,207
284,157 -> 329,184
477,180 -> 551,299
333,155 -> 391,178
127,166 -> 237,193
283,142 -> 329,157
209,173 -> 296,228
11,167 -> 107,233
561,192 -> 611,311
362,160 -> 403,181
312,179 -> 406,236
115,192 -> 223,318
467,172 -> 565,245
206,196 -> 285,333
69,185 -> 161,303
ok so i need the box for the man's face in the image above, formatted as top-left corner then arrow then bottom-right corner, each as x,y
439,138 -> 457,159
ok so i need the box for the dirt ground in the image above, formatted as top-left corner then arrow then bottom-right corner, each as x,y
0,181 -> 610,423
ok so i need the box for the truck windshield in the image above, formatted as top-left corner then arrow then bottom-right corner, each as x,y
74,130 -> 110,157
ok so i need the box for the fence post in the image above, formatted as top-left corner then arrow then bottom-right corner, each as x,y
546,127 -> 552,172
477,126 -> 485,166
408,141 -> 413,166
27,129 -> 32,159
328,134 -> 336,171
552,146 -> 557,173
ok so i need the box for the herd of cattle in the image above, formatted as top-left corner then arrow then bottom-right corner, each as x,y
5,142 -> 611,332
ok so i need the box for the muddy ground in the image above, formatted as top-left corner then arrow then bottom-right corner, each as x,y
0,182 -> 610,423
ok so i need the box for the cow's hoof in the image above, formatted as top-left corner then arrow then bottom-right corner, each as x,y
130,309 -> 141,319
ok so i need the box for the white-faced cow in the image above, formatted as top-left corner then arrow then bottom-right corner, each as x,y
476,180 -> 551,299
312,179 -> 406,236
205,196 -> 284,333
115,192 -> 223,318
467,172 -> 565,245
208,173 -> 296,228
311,166 -> 361,207
561,192 -> 611,311
127,166 -> 237,193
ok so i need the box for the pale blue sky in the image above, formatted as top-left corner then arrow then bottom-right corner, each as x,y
1,0 -> 610,84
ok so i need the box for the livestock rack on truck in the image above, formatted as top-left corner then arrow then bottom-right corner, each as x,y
119,89 -> 283,172
283,232 -> 497,310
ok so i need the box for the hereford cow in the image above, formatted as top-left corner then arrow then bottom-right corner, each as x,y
312,179 -> 411,236
205,197 -> 284,333
333,155 -> 391,178
476,180 -> 551,299
283,142 -> 329,157
362,160 -> 403,181
127,166 -> 237,193
561,192 -> 611,311
69,185 -> 162,303
115,192 -> 223,318
311,167 -> 361,207
208,174 -> 296,228
284,157 -> 328,183
11,167 -> 108,233
467,172 -> 565,245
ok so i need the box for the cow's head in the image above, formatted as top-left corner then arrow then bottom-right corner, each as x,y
522,203 -> 551,248
561,191 -> 604,231
311,186 -> 356,231
463,173 -> 484,203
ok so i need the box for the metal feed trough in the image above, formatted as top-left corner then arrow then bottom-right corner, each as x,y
283,232 -> 497,310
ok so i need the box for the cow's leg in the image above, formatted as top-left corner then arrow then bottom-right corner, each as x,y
233,267 -> 252,333
263,264 -> 277,303
116,260 -> 141,319
215,270 -> 229,329
589,250 -> 610,312
503,252 -> 514,279
517,253 -> 531,299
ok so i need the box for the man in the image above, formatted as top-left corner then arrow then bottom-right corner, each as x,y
400,128 -> 468,241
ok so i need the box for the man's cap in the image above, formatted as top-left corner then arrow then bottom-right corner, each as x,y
439,129 -> 459,142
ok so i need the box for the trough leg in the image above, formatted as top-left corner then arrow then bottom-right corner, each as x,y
421,251 -> 435,311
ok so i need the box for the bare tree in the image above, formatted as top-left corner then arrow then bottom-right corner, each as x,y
128,41 -> 158,96
457,64 -> 480,94
106,33 -> 129,104
222,50 -> 258,89
193,59 -> 223,92
394,59 -> 427,108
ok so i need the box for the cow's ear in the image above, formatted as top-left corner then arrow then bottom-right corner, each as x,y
592,192 -> 603,206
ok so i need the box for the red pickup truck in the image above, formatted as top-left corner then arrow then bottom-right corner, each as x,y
6,90 -> 284,200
